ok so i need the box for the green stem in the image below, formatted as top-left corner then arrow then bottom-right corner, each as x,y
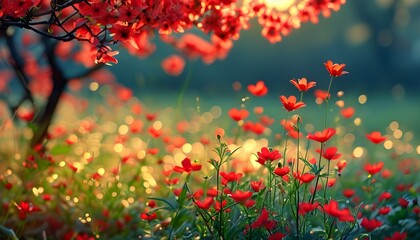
176,61 -> 195,118
310,143 -> 323,204
323,160 -> 331,201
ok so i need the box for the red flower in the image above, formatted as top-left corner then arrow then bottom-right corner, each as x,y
342,189 -> 355,198
378,206 -> 391,215
366,131 -> 387,144
298,202 -> 319,215
398,198 -> 409,208
290,78 -> 316,92
279,95 -> 306,112
307,128 -> 336,143
294,172 -> 316,184
384,232 -> 407,240
378,191 -> 392,201
364,162 -> 384,175
195,197 -> 214,210
248,80 -> 268,96
360,217 -> 382,232
340,107 -> 355,118
268,232 -> 286,240
220,171 -> 243,185
251,208 -> 269,229
324,60 -> 348,77
323,200 -> 354,222
318,146 -> 341,161
173,158 -> 202,174
228,108 -> 249,121
273,166 -> 290,177
257,147 -> 281,165
161,55 -> 185,76
230,190 -> 252,204
140,211 -> 157,221
250,180 -> 265,192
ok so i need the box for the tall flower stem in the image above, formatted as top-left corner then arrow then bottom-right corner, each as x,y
310,143 -> 323,204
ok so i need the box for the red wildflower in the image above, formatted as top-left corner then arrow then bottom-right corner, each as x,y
273,166 -> 290,177
364,161 -> 384,175
140,211 -> 157,221
161,55 -> 185,76
366,131 -> 387,144
378,206 -> 391,215
257,147 -> 281,165
248,80 -> 268,96
324,60 -> 348,77
173,158 -> 202,174
279,95 -> 306,112
378,191 -> 392,201
290,78 -> 316,92
268,232 -> 286,240
220,171 -> 243,185
250,180 -> 266,192
214,199 -> 227,212
342,189 -> 355,198
360,217 -> 382,232
228,108 -> 249,121
251,208 -> 269,229
336,160 -> 347,174
399,198 -> 409,208
318,146 -> 341,161
16,201 -> 40,220
307,128 -> 336,143
384,232 -> 407,240
195,197 -> 214,210
298,202 -> 319,215
294,172 -> 316,184
230,190 -> 252,204
340,107 -> 355,119
323,200 -> 354,222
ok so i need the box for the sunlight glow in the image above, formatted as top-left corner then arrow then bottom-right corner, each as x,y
264,0 -> 296,11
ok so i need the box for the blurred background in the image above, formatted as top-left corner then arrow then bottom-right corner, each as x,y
113,0 -> 420,97
106,0 -> 420,136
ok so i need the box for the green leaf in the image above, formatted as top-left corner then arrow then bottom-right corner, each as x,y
0,225 -> 18,240
50,144 -> 71,155
148,196 -> 178,211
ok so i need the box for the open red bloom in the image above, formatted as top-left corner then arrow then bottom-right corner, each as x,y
220,171 -> 243,185
293,172 -> 316,184
251,208 -> 269,229
268,232 -> 286,240
279,95 -> 306,111
195,197 -> 214,210
298,202 -> 319,215
360,217 -> 382,232
378,191 -> 392,201
318,146 -> 341,161
274,166 -> 290,177
257,147 -> 281,165
173,158 -> 202,174
248,80 -> 268,96
378,206 -> 391,215
323,200 -> 354,222
230,190 -> 252,204
364,161 -> 384,175
290,78 -> 316,92
384,232 -> 407,240
366,131 -> 387,144
250,180 -> 266,192
324,60 -> 348,77
140,211 -> 157,221
307,128 -> 336,143
228,108 -> 249,121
